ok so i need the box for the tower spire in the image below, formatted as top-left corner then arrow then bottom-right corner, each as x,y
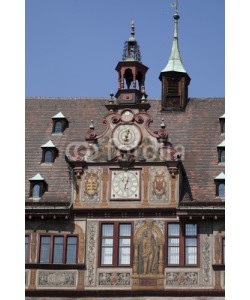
114,21 -> 148,105
122,20 -> 141,62
159,1 -> 191,111
161,0 -> 186,73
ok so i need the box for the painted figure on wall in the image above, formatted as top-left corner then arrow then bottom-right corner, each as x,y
141,230 -> 158,274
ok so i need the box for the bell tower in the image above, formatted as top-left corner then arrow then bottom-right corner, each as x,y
115,21 -> 148,105
159,1 -> 191,111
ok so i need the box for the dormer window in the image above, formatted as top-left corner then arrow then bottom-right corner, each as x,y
217,183 -> 225,197
214,172 -> 225,198
54,120 -> 62,133
32,184 -> 41,198
44,150 -> 52,163
217,140 -> 225,163
29,173 -> 47,199
51,112 -> 68,134
219,114 -> 225,134
219,149 -> 225,163
41,140 -> 58,163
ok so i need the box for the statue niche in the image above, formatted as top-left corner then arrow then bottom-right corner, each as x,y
133,220 -> 164,276
141,229 -> 158,274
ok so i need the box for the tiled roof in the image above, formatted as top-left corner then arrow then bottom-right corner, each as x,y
25,97 -> 225,203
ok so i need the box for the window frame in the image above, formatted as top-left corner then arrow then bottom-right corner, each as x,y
184,223 -> 198,266
25,234 -> 30,263
222,237 -> 225,265
218,147 -> 225,163
38,233 -> 78,264
52,118 -> 68,134
167,223 -> 180,266
99,222 -> 133,268
215,181 -> 225,198
166,222 -> 199,267
41,148 -> 57,164
29,181 -> 46,199
220,119 -> 225,134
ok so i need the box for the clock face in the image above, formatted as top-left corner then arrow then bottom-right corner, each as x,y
121,110 -> 134,122
111,170 -> 140,200
112,124 -> 141,151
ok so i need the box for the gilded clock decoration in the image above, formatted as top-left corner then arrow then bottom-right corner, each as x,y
113,124 -> 141,151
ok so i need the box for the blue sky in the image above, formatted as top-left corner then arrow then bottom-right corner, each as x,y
25,0 -> 225,98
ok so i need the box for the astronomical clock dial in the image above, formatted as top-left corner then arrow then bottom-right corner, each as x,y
110,170 -> 140,200
112,124 -> 141,151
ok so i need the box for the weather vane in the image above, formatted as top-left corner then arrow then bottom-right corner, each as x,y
131,20 -> 135,38
171,0 -> 178,13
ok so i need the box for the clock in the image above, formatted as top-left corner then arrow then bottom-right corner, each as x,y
110,170 -> 140,200
112,124 -> 141,151
121,110 -> 134,122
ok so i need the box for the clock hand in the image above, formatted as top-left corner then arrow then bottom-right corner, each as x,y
124,177 -> 129,189
122,129 -> 130,143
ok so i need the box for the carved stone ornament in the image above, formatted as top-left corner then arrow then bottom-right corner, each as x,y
73,167 -> 83,179
98,272 -> 131,286
166,272 -> 198,286
85,221 -> 98,287
168,166 -> 178,179
25,270 -> 29,288
199,222 -> 213,286
200,235 -> 212,286
37,270 -> 77,288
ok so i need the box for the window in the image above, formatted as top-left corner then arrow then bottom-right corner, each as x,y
219,149 -> 225,163
32,184 -> 40,198
100,223 -> 132,267
41,141 -> 58,163
52,119 -> 68,134
168,78 -> 179,95
55,121 -> 62,133
25,235 -> 29,263
119,224 -> 131,265
185,224 -> 197,265
39,234 -> 78,264
217,182 -> 225,197
29,173 -> 47,199
44,150 -> 52,163
51,112 -> 68,134
220,119 -> 225,134
167,223 -> 198,266
40,236 -> 51,263
30,182 -> 46,198
222,238 -> 225,264
167,224 -> 180,265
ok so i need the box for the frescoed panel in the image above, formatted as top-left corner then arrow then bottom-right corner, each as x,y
81,168 -> 101,203
149,167 -> 169,203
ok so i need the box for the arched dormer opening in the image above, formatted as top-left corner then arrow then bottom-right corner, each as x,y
124,68 -> 133,89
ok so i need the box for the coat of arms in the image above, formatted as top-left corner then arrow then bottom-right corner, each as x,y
85,170 -> 99,197
152,170 -> 167,197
